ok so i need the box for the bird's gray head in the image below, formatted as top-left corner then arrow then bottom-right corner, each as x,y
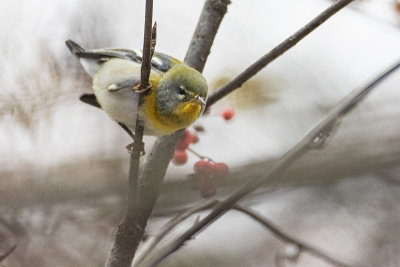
155,63 -> 208,118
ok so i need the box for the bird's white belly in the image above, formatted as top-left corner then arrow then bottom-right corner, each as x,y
95,87 -> 139,128
91,58 -> 163,135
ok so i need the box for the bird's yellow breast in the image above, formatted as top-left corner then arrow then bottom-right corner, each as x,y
145,90 -> 202,135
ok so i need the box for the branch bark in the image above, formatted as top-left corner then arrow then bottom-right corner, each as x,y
206,0 -> 354,107
105,1 -> 155,266
137,48 -> 400,267
184,0 -> 231,72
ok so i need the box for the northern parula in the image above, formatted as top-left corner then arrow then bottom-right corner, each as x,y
66,40 -> 208,136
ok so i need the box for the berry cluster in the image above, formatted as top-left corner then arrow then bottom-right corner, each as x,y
172,107 -> 235,198
194,160 -> 229,198
172,129 -> 199,165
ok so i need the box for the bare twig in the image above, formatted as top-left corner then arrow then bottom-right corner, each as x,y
105,1 -> 155,266
135,200 -> 218,264
136,199 -> 348,266
113,0 -> 231,264
136,199 -> 348,267
137,57 -> 400,266
232,205 -> 349,267
136,0 -> 231,213
187,147 -> 215,162
206,0 -> 354,107
0,244 -> 17,263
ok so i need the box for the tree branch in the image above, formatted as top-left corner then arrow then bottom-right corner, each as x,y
135,200 -> 218,264
206,0 -> 354,107
0,244 -> 17,263
136,200 -> 349,266
231,205 -> 349,267
116,0 -> 231,264
105,1 -> 155,266
184,0 -> 231,72
105,1 -> 230,266
137,58 -> 400,266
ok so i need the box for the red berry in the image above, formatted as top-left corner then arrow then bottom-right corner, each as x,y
172,150 -> 188,165
189,133 -> 199,144
212,162 -> 229,178
222,108 -> 235,121
194,160 -> 213,174
195,173 -> 216,198
183,128 -> 190,138
176,138 -> 191,151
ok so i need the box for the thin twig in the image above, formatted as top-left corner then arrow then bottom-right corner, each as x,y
122,0 -> 231,265
231,205 -> 349,267
187,147 -> 215,162
105,1 -> 155,266
137,58 -> 400,266
0,244 -> 17,263
135,200 -> 218,264
137,200 -> 348,267
206,0 -> 354,107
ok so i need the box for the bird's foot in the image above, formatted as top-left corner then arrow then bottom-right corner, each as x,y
126,141 -> 146,156
133,82 -> 152,94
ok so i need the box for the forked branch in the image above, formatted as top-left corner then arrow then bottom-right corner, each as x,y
207,0 -> 354,106
137,58 -> 400,267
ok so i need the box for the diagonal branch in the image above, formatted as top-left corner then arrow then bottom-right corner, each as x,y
137,200 -> 349,267
135,200 -> 218,264
206,0 -> 354,107
105,0 -> 155,266
137,57 -> 400,266
232,205 -> 349,267
0,244 -> 17,263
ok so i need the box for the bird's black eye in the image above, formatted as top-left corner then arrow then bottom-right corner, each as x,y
178,87 -> 186,96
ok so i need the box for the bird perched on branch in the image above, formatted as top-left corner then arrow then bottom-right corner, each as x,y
66,40 -> 208,136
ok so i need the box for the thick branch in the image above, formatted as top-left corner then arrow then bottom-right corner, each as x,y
206,0 -> 353,106
184,0 -> 231,72
138,56 -> 400,267
105,1 -> 231,266
125,0 -> 231,263
105,1 -> 154,266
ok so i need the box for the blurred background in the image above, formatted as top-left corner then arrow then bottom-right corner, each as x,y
2,0 -> 400,266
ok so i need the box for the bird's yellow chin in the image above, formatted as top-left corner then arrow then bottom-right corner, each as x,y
145,91 -> 203,135
175,102 -> 202,126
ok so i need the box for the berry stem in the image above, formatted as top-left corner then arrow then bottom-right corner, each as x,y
187,147 -> 215,163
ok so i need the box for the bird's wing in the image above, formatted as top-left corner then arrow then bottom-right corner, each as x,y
66,40 -> 181,77
79,94 -> 101,108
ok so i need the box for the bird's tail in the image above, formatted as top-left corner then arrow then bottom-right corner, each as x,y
65,40 -> 85,56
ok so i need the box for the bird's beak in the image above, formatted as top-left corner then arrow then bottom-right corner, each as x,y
195,96 -> 206,106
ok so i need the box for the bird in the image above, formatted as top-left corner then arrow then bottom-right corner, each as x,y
66,40 -> 208,136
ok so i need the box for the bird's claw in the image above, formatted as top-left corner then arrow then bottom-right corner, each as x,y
126,142 -> 146,156
133,82 -> 152,94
